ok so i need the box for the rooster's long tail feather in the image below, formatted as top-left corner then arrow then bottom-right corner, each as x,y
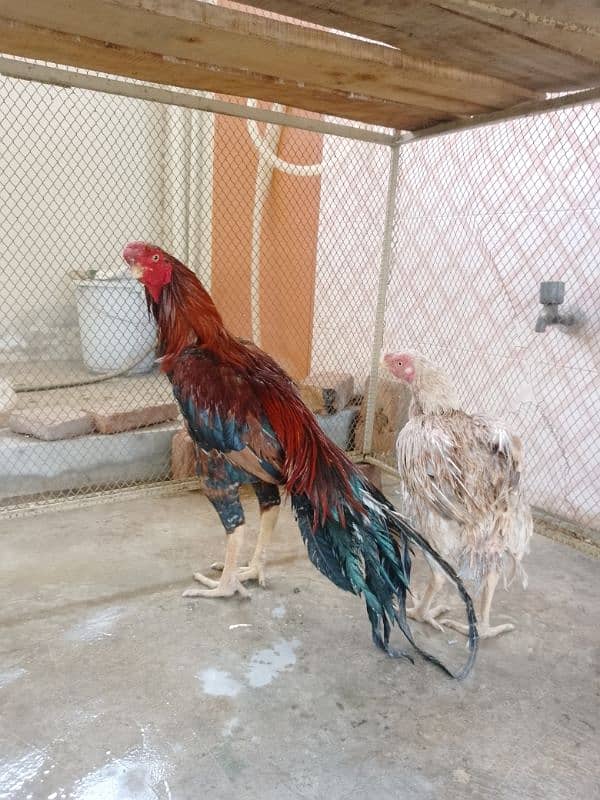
292,477 -> 478,679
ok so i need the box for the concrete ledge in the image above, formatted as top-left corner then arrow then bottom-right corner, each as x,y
0,422 -> 180,501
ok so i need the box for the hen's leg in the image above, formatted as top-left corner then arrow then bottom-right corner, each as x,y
212,482 -> 280,587
443,569 -> 514,638
407,561 -> 450,631
478,570 -> 515,637
184,483 -> 249,599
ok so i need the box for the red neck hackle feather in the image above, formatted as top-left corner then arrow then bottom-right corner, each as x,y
145,258 -> 245,374
143,251 -> 361,527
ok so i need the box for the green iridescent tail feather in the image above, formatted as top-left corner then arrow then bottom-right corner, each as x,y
292,476 -> 478,679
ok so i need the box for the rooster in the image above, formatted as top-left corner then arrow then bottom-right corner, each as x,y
383,351 -> 532,639
122,242 -> 477,676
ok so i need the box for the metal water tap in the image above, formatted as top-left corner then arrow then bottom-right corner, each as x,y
534,281 -> 577,333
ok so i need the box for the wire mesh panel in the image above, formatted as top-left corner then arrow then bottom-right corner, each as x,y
379,103 -> 600,532
0,67 -> 389,513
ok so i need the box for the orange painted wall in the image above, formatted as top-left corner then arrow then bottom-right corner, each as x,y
211,111 -> 323,380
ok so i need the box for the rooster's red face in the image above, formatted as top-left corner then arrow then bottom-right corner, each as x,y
122,241 -> 173,302
382,352 -> 416,383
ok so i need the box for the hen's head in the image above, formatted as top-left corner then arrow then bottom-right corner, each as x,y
122,241 -> 174,302
382,351 -> 419,384
383,350 -> 460,413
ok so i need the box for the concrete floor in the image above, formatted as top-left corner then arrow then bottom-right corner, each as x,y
1,491 -> 598,800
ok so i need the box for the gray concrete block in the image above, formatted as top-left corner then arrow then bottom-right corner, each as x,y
0,422 -> 180,500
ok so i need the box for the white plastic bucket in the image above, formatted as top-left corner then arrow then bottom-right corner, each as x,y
74,276 -> 156,374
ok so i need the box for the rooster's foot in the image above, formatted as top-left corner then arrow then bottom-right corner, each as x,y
407,603 -> 451,632
183,572 -> 250,599
211,560 -> 266,588
442,618 -> 514,639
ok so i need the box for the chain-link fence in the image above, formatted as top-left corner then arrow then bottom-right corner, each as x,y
0,64 -> 389,514
377,103 -> 600,532
0,62 -> 598,533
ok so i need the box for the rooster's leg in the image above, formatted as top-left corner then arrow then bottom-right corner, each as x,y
184,482 -> 250,599
407,564 -> 450,631
184,525 -> 250,599
443,569 -> 514,638
212,483 -> 281,587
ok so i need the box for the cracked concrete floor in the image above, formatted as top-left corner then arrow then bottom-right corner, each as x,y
0,490 -> 599,800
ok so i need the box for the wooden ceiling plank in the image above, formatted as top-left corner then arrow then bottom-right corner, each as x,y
0,0 -> 535,115
437,0 -> 600,63
239,0 -> 600,91
0,18 -> 457,129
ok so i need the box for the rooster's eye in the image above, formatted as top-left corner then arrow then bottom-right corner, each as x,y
151,254 -> 160,262
397,361 -> 403,367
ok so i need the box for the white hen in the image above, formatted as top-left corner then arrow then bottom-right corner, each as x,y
383,351 -> 532,639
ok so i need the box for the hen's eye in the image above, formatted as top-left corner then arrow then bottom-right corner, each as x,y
397,360 -> 403,367
151,254 -> 160,262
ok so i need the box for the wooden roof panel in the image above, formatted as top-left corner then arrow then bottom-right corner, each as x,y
241,1 -> 600,91
1,1 -> 598,130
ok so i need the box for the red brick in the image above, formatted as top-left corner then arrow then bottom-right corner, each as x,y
171,427 -> 197,479
9,408 -> 94,440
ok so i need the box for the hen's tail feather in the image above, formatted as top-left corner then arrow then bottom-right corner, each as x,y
292,479 -> 478,680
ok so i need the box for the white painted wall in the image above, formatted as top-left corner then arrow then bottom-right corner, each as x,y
0,78 -> 214,364
311,135 -> 390,384
0,79 -> 166,361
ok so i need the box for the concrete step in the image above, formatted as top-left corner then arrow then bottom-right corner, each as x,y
0,422 -> 180,502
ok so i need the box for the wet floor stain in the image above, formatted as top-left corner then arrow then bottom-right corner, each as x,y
222,717 -> 240,737
245,639 -> 300,688
197,668 -> 242,697
0,748 -> 47,799
0,667 -> 26,689
70,746 -> 170,800
64,607 -> 124,643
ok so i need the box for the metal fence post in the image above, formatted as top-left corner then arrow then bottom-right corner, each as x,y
361,142 -> 400,457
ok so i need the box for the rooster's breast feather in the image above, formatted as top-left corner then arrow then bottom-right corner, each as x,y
170,349 -> 284,485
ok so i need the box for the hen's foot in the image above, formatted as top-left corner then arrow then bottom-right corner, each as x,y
211,560 -> 266,588
407,604 -> 451,632
441,618 -> 514,638
183,571 -> 250,599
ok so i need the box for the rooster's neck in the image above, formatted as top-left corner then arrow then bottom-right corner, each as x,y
152,270 -> 239,372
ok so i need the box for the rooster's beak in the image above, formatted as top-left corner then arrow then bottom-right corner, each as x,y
122,241 -> 146,279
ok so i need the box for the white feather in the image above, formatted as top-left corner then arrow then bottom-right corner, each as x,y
392,353 -> 532,593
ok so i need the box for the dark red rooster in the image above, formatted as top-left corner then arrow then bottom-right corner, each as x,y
122,242 -> 477,677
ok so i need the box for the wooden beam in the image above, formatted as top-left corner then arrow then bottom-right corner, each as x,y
240,1 -> 600,91
0,0 -> 536,130
0,56 -> 398,144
